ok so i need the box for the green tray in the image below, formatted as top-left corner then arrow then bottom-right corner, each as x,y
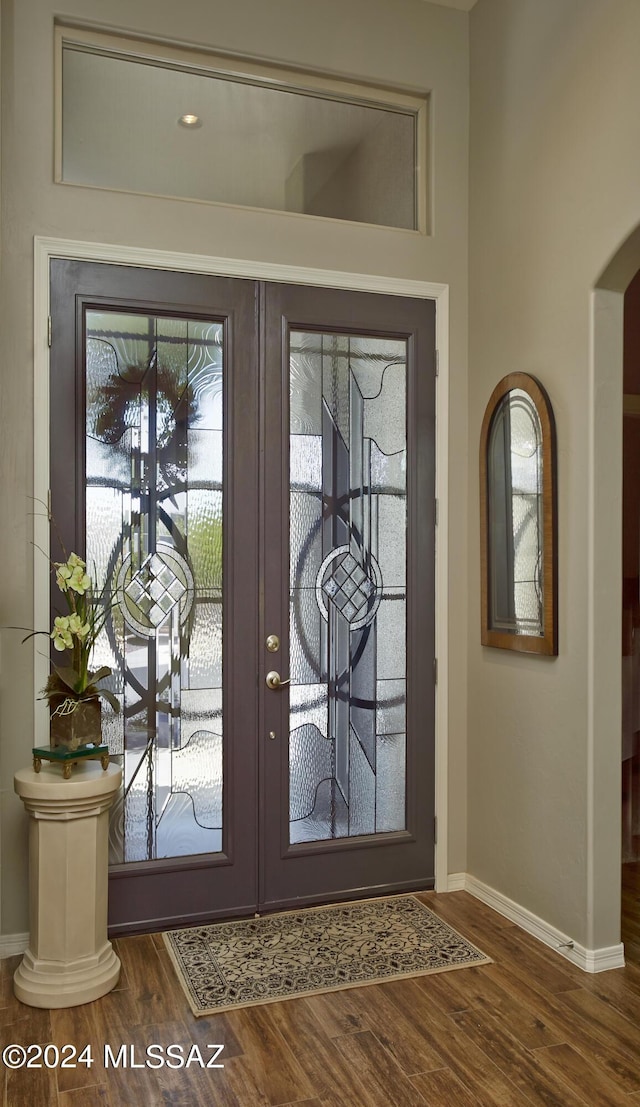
32,743 -> 110,779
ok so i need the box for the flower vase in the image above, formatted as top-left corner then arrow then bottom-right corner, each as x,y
50,697 -> 102,752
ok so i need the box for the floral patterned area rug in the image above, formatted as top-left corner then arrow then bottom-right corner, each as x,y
163,894 -> 491,1016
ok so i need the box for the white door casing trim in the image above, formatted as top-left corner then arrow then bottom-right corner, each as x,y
588,288 -> 623,952
33,235 -> 450,891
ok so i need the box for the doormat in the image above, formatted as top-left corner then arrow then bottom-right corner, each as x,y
163,894 -> 491,1016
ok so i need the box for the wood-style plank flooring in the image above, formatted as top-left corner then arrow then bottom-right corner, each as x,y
2,884 -> 640,1106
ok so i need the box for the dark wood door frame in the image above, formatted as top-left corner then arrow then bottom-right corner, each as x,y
260,282 -> 436,911
50,260 -> 437,934
50,261 -> 260,933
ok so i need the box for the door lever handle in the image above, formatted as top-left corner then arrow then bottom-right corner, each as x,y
265,670 -> 291,690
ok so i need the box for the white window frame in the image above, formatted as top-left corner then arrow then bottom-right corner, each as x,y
54,25 -> 430,234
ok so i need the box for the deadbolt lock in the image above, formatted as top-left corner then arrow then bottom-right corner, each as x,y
266,634 -> 280,653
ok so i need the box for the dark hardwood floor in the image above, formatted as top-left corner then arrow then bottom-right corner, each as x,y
2,887 -> 640,1106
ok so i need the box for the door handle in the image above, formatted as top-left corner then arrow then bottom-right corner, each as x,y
265,670 -> 291,690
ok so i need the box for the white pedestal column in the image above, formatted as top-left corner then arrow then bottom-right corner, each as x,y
13,761 -> 122,1008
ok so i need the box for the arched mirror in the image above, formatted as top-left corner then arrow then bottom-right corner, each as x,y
480,373 -> 557,655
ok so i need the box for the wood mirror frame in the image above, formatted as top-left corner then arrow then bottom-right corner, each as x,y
479,372 -> 558,655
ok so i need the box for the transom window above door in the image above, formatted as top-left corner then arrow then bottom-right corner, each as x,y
56,27 -> 428,232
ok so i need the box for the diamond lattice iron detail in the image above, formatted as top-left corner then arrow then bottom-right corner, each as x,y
117,545 -> 195,638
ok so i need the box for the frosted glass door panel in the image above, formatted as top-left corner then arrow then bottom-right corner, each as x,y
289,331 -> 407,844
84,311 -> 224,863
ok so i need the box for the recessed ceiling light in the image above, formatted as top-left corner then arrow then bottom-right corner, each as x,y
178,114 -> 202,129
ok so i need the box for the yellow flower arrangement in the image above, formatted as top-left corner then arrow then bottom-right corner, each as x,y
42,552 -> 119,719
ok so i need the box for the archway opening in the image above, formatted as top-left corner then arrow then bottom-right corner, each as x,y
594,219 -> 640,963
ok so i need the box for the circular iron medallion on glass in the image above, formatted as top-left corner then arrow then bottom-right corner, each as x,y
116,544 -> 195,638
315,545 -> 382,631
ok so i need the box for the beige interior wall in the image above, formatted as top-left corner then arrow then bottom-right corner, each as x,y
0,0 -> 469,935
305,113 -> 416,230
0,0 -> 3,940
468,0 -> 640,948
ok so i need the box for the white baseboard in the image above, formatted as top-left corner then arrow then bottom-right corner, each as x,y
0,933 -> 29,959
448,874 -> 625,974
1,874 -> 627,974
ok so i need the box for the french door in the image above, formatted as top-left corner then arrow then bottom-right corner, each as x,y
50,260 -> 436,933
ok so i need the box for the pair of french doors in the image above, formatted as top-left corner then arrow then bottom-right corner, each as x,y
50,260 -> 436,933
